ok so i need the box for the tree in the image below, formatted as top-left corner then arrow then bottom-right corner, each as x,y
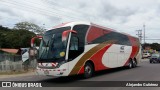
142,43 -> 160,51
150,43 -> 160,51
4,29 -> 38,48
13,21 -> 46,35
0,25 -> 41,48
0,25 -> 10,31
0,25 -> 11,48
142,43 -> 150,49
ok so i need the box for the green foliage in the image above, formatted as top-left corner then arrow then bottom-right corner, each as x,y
34,38 -> 41,47
150,43 -> 160,50
142,43 -> 160,51
0,25 -> 10,31
0,23 -> 41,48
13,21 -> 46,35
0,25 -> 11,48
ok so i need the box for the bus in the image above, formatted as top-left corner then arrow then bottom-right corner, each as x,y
35,21 -> 141,78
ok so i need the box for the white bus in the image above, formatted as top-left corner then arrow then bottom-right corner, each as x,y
34,21 -> 141,78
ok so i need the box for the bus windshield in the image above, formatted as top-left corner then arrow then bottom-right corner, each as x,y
38,26 -> 71,62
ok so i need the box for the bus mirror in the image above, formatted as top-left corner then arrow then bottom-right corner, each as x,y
62,30 -> 77,41
31,36 -> 42,47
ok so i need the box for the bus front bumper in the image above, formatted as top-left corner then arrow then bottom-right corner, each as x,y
36,68 -> 68,76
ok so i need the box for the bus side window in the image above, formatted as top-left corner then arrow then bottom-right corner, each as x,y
68,36 -> 80,61
70,37 -> 78,51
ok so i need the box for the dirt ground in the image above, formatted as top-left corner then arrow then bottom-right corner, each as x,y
0,70 -> 35,79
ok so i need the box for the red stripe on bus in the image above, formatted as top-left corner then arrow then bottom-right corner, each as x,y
78,44 -> 112,74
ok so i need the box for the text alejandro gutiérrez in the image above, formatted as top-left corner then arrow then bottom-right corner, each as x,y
126,82 -> 159,87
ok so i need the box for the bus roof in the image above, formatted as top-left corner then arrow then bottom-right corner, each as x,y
52,21 -> 91,29
49,21 -> 137,38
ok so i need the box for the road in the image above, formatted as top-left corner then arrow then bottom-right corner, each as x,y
1,59 -> 160,90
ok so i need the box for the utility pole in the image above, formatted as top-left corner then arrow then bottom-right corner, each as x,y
136,30 -> 142,44
143,24 -> 145,44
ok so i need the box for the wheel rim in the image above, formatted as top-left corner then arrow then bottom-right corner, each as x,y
129,61 -> 132,68
133,60 -> 137,67
85,65 -> 91,75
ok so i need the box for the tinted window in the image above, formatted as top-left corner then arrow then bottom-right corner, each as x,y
68,25 -> 89,60
68,35 -> 80,61
73,25 -> 89,51
38,26 -> 71,62
91,31 -> 131,46
70,37 -> 78,50
45,27 -> 71,35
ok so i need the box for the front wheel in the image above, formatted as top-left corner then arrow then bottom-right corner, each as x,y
128,60 -> 133,69
84,63 -> 94,78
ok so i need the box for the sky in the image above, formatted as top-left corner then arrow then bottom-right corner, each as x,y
0,0 -> 160,43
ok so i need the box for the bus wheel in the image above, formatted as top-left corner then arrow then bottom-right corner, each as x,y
84,62 -> 94,78
128,59 -> 133,69
133,59 -> 137,68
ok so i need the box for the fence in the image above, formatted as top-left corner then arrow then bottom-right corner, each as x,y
0,54 -> 37,72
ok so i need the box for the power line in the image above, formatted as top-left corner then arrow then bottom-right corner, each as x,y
0,0 -> 85,21
38,0 -> 94,21
2,0 -> 159,38
0,0 -> 144,29
0,1 -> 60,17
43,0 -> 97,19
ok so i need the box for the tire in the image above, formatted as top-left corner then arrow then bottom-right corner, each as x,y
128,60 -> 133,69
153,60 -> 156,63
84,62 -> 94,78
132,59 -> 137,68
150,60 -> 152,63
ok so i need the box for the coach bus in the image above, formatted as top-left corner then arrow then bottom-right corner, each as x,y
35,21 -> 141,78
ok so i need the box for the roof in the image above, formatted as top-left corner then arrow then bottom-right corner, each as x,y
48,21 -> 91,30
0,48 -> 19,54
48,21 -> 137,38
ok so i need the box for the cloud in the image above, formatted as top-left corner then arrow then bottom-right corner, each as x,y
0,7 -> 18,17
0,0 -> 160,43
